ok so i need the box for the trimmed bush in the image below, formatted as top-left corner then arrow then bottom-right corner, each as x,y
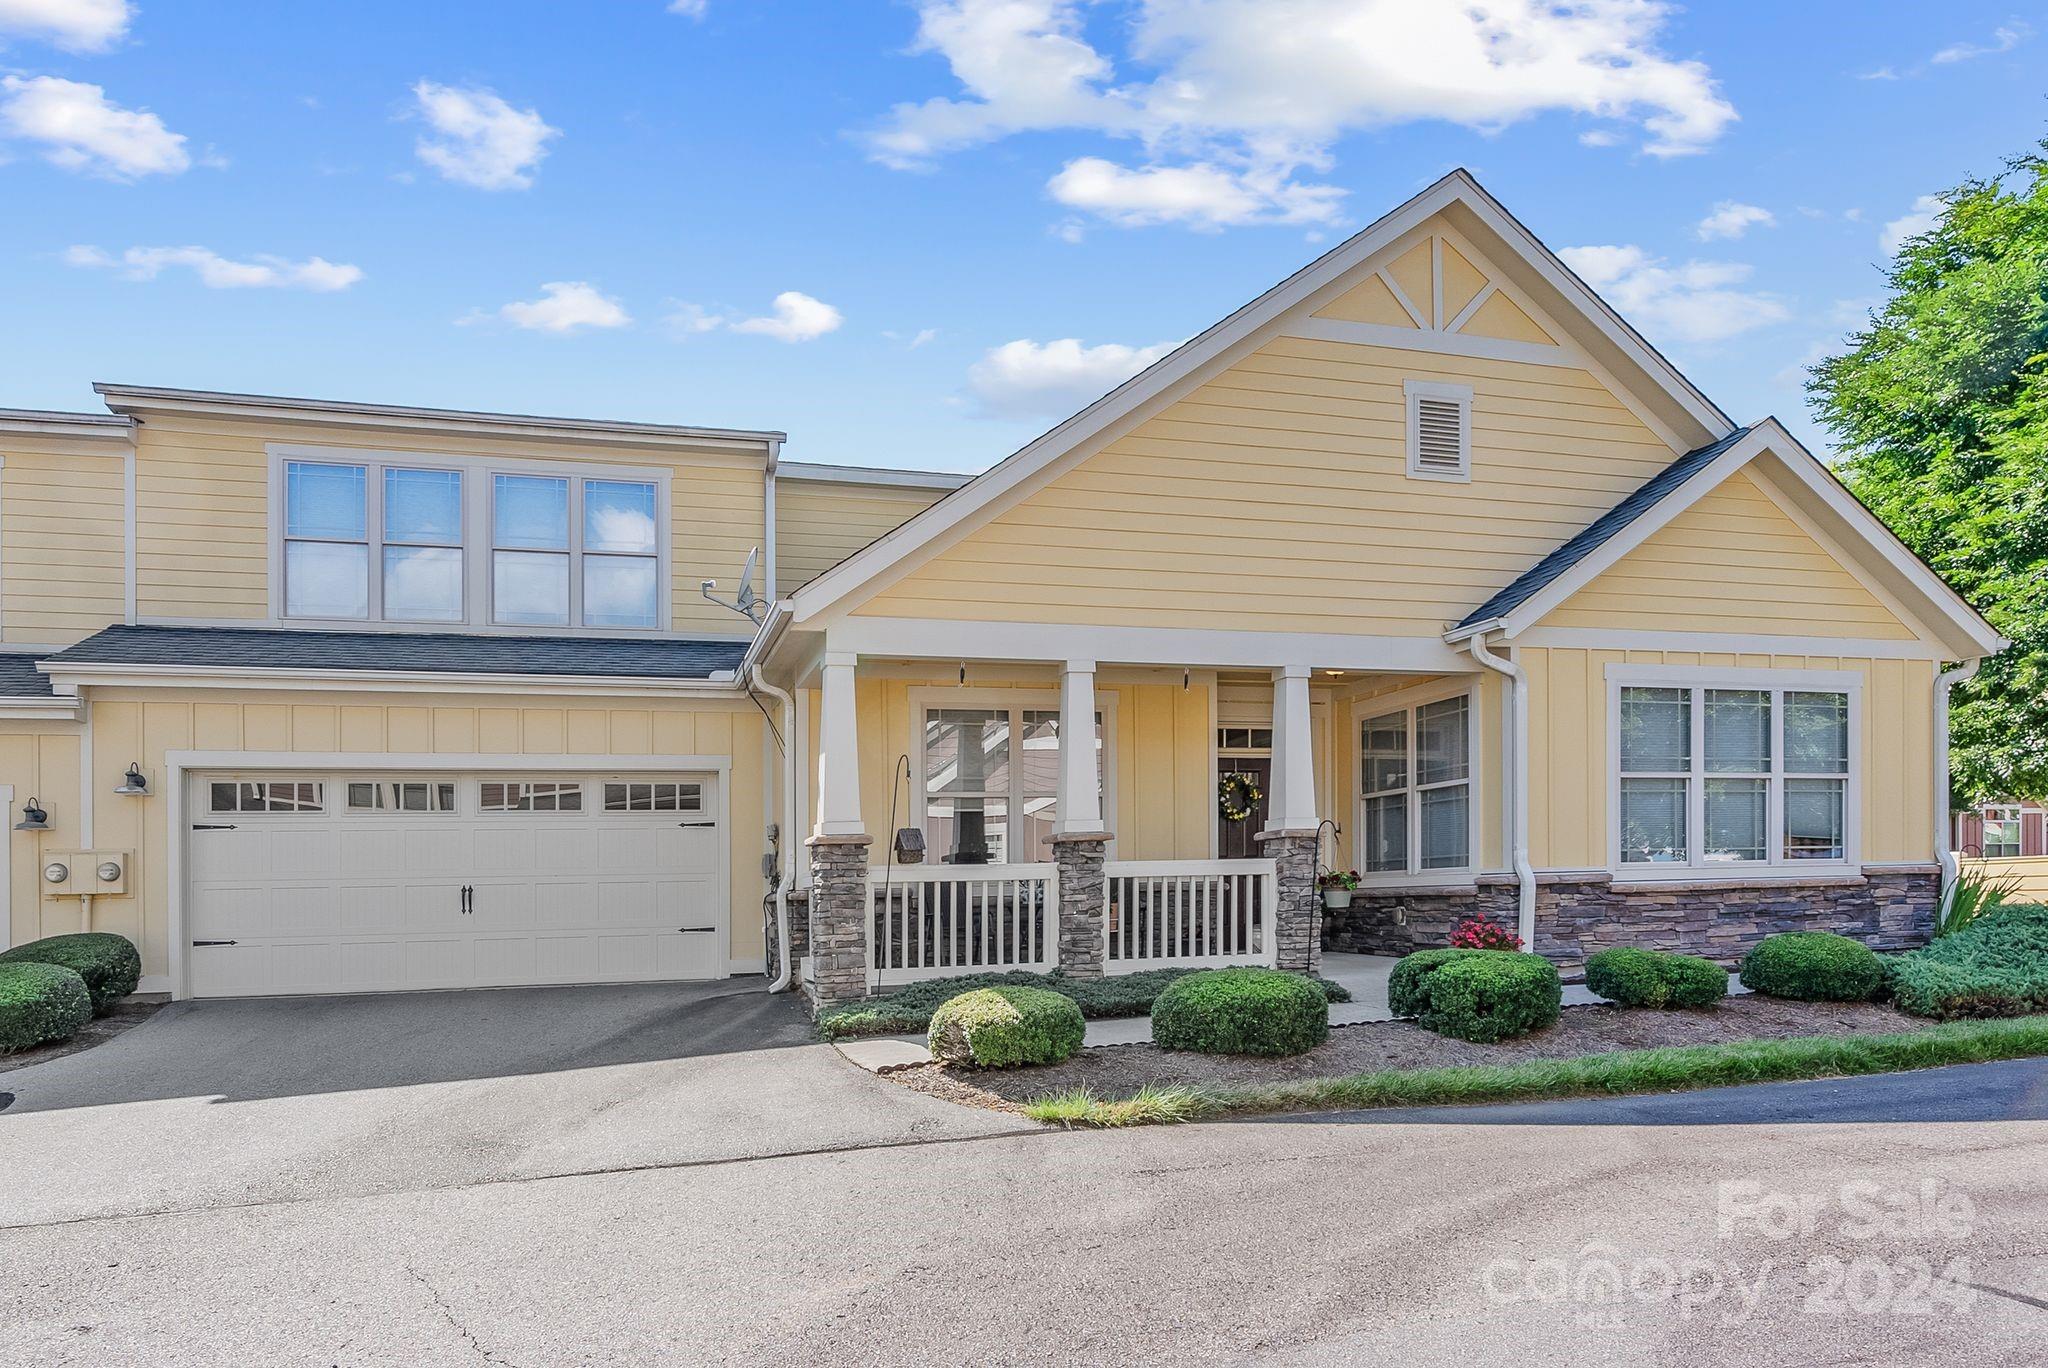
928,986 -> 1086,1068
0,932 -> 141,1015
1387,948 -> 1485,1019
1586,946 -> 1727,1009
1415,953 -> 1562,1043
1739,932 -> 1886,1002
1151,968 -> 1330,1057
1888,903 -> 2048,1020
0,961 -> 93,1053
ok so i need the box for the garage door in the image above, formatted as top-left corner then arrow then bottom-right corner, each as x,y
185,771 -> 725,997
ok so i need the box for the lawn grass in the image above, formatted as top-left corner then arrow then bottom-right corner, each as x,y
817,967 -> 1351,1041
1024,1014 -> 2048,1127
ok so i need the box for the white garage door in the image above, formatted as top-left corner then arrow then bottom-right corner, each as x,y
185,771 -> 726,997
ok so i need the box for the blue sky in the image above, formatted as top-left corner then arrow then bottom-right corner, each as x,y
1,1 -> 2043,472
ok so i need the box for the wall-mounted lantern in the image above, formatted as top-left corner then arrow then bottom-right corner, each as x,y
14,797 -> 49,831
113,763 -> 150,796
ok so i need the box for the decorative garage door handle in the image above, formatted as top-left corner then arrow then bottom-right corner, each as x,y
192,823 -> 238,831
461,885 -> 473,915
678,820 -> 716,828
678,925 -> 716,933
193,940 -> 238,947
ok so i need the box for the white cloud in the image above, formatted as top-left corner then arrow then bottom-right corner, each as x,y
1047,155 -> 1344,230
1695,200 -> 1774,241
732,291 -> 843,342
667,0 -> 708,15
1856,66 -> 1898,80
65,244 -> 363,291
0,75 -> 187,178
664,301 -> 724,335
411,81 -> 557,190
1559,244 -> 1788,345
0,0 -> 130,51
1880,194 -> 1944,255
967,337 -> 1179,419
1578,128 -> 1621,147
1932,22 -> 2030,64
486,281 -> 631,333
867,0 -> 1736,230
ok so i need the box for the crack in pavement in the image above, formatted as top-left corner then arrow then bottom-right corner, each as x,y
408,1264 -> 523,1367
1965,1281 -> 2048,1313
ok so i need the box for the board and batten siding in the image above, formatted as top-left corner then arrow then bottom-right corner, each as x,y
0,436 -> 126,646
852,337 -> 1680,635
776,480 -> 949,594
1521,648 -> 1936,871
1536,468 -> 1917,639
131,413 -> 767,636
16,691 -> 769,981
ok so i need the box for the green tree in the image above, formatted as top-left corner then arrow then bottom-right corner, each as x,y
1809,145 -> 2048,806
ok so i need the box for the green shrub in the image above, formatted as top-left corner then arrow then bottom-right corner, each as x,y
1387,948 -> 1485,1018
0,932 -> 141,1015
1585,946 -> 1727,1009
927,986 -> 1086,1068
0,961 -> 93,1052
1739,932 -> 1886,1002
1414,952 -> 1562,1043
1888,903 -> 2048,1019
817,966 -> 1350,1040
1150,967 -> 1330,1057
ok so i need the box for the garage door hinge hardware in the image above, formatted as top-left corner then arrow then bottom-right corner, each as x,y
192,823 -> 237,831
679,820 -> 716,828
193,940 -> 238,947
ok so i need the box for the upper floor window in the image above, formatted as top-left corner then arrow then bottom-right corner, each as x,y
1359,693 -> 1472,875
277,450 -> 665,631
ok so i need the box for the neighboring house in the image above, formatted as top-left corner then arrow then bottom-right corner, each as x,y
0,170 -> 2006,1008
1954,801 -> 2048,858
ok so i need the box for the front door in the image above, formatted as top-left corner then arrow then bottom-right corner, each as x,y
1217,756 -> 1271,860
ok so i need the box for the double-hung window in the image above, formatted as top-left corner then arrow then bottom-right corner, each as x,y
1617,683 -> 1852,869
1981,806 -> 2022,858
284,460 -> 465,623
1358,693 -> 1472,876
491,474 -> 660,628
921,705 -> 1104,864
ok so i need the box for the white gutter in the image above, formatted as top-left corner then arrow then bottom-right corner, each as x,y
1934,659 -> 1981,893
749,664 -> 798,993
1466,632 -> 1535,951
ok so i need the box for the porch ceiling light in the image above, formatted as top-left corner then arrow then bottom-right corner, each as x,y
13,797 -> 49,831
114,762 -> 150,796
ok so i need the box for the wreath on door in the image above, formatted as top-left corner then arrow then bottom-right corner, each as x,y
1218,771 -> 1263,823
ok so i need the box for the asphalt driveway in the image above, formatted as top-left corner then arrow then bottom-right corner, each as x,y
0,980 -> 1022,1227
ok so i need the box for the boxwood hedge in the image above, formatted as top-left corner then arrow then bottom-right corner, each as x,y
1585,946 -> 1727,1009
1150,967 -> 1329,1057
0,932 -> 141,1015
928,985 -> 1087,1068
0,961 -> 93,1053
1739,932 -> 1886,1003
1390,948 -> 1561,1043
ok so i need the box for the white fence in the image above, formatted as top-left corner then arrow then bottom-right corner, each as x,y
868,863 -> 1059,985
1102,859 -> 1277,974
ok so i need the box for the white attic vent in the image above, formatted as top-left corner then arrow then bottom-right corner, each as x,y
1404,380 -> 1473,482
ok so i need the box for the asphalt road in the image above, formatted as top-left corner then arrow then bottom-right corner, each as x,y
6,1051 -> 2048,1365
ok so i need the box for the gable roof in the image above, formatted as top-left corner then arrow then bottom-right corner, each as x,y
1453,426 -> 1754,630
788,168 -> 1736,626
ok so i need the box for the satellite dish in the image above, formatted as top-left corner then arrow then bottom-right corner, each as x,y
701,546 -> 766,623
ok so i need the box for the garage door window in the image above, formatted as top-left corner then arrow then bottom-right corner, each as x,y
210,780 -> 325,813
480,780 -> 585,812
603,781 -> 701,812
348,781 -> 458,812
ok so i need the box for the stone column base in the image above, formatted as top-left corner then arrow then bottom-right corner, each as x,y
1256,828 -> 1321,975
805,835 -> 872,1009
1051,831 -> 1109,978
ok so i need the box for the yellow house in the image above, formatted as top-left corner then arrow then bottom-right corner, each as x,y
0,171 -> 2004,1010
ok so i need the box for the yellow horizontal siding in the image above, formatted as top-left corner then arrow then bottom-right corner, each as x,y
857,336 -> 1679,634
2,445 -> 125,644
776,481 -> 946,593
1958,856 -> 2048,901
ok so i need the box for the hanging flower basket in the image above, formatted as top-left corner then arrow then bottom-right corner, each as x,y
1218,772 -> 1262,824
1318,869 -> 1360,910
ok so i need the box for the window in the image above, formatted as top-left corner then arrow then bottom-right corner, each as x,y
1981,806 -> 2022,858
1617,683 -> 1851,870
209,780 -> 324,813
479,780 -> 584,812
603,781 -> 701,812
347,781 -> 457,812
277,450 -> 665,631
1216,727 -> 1273,751
922,705 -> 1104,864
1404,380 -> 1472,482
1358,694 -> 1471,875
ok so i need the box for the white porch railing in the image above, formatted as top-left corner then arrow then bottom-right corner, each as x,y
1103,859 -> 1278,974
868,863 -> 1059,985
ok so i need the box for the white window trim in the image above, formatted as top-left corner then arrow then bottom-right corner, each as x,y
1354,679 -> 1481,885
1403,379 -> 1473,483
266,444 -> 673,636
907,686 -> 1119,863
1605,665 -> 1861,881
1981,804 -> 2023,858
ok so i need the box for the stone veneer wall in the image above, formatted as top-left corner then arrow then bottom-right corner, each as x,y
1052,834 -> 1108,978
805,837 -> 872,1007
1257,831 -> 1323,974
1325,869 -> 1939,965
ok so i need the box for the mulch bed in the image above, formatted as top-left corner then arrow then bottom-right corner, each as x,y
0,997 -> 165,1075
888,995 -> 1924,1115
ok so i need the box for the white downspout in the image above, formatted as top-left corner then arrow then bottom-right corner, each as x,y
750,664 -> 797,992
1934,659 -> 1981,895
1467,633 -> 1535,951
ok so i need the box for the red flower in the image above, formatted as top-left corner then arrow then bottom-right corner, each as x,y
1449,915 -> 1522,951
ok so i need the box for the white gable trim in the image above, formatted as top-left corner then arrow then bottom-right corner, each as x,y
787,169 -> 1734,626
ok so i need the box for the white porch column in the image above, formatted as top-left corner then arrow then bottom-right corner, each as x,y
813,652 -> 864,838
1267,663 -> 1317,831
1054,659 -> 1103,834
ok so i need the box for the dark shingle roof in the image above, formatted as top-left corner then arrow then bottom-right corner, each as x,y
1455,425 -> 1754,630
43,625 -> 746,680
0,653 -> 54,698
